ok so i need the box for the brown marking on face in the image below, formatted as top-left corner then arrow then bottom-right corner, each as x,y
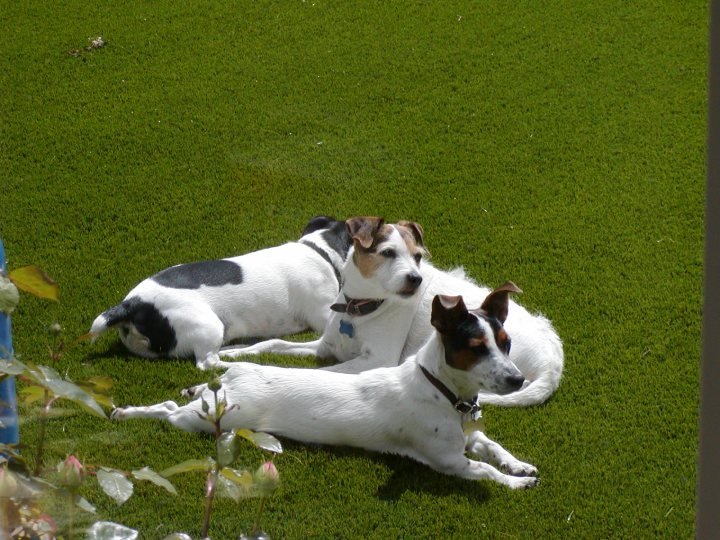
395,222 -> 428,263
444,342 -> 479,371
496,328 -> 509,351
352,223 -> 395,278
444,335 -> 488,371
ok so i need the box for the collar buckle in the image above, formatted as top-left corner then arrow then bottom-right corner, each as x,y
454,397 -> 479,415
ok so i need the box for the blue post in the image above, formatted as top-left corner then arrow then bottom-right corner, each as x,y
0,239 -> 19,445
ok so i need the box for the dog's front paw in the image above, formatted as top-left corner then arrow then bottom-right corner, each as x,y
508,475 -> 539,490
501,459 -> 538,477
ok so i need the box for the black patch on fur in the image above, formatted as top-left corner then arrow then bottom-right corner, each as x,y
151,260 -> 243,289
300,216 -> 351,260
321,221 -> 352,260
111,297 -> 177,355
301,215 -> 337,236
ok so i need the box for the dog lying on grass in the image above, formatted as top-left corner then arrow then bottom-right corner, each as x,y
113,286 -> 539,489
89,216 -> 350,369
212,216 -> 564,407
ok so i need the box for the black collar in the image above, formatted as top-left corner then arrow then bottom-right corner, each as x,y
419,364 -> 479,415
330,295 -> 384,316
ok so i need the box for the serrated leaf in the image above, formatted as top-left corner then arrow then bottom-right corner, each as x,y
9,266 -> 59,301
76,495 -> 97,513
161,458 -> 213,478
131,467 -> 177,495
97,469 -> 133,506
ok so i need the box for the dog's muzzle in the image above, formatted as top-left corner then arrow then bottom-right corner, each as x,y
398,272 -> 423,297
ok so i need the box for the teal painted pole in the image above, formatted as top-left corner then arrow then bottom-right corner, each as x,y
0,239 -> 19,445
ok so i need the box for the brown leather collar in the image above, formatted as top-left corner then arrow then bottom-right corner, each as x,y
419,364 -> 479,415
330,296 -> 384,317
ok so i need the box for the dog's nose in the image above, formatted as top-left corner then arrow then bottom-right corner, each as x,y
506,374 -> 525,392
406,273 -> 423,289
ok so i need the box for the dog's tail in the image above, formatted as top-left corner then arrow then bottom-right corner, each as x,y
476,337 -> 564,407
88,301 -> 134,341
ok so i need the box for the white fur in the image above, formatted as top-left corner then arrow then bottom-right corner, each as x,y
113,316 -> 539,490
89,223 -> 347,369
213,222 -> 564,407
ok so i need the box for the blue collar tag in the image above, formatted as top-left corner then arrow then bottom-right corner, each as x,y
339,319 -> 354,338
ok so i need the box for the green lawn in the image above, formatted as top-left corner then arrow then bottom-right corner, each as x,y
2,1 -> 706,538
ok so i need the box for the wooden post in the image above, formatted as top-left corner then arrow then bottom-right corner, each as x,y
0,239 -> 19,445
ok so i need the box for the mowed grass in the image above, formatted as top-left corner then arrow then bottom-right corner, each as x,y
1,1 -> 706,538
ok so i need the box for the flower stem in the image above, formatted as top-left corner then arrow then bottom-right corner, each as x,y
201,467 -> 217,538
33,390 -> 52,476
251,496 -> 267,535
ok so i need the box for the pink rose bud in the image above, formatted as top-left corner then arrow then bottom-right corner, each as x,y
57,455 -> 84,488
254,461 -> 279,494
0,465 -> 18,497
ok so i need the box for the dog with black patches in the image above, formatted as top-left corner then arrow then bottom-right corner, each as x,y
89,216 -> 351,369
112,287 -> 539,489
213,216 -> 564,407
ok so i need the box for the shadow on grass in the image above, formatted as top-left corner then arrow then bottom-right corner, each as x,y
282,440 -> 493,504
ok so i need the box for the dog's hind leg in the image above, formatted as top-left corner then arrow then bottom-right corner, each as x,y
219,338 -> 323,359
465,431 -> 538,478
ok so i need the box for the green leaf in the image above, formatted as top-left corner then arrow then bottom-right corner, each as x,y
29,365 -> 107,418
8,265 -> 59,301
220,466 -> 253,487
131,467 -> 177,495
217,432 -> 242,467
79,376 -> 114,393
86,521 -> 139,540
161,458 -> 214,478
0,357 -> 26,376
236,429 -> 283,454
19,384 -> 46,405
97,468 -> 133,506
76,495 -> 97,513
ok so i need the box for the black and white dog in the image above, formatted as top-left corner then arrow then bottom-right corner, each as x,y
113,287 -> 539,489
89,216 -> 351,368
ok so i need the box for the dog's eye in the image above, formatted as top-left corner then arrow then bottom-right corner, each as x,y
504,339 -> 512,354
380,248 -> 397,258
413,253 -> 422,264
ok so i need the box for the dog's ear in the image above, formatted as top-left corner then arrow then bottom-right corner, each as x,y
397,220 -> 425,247
431,295 -> 468,334
346,216 -> 384,250
480,281 -> 522,324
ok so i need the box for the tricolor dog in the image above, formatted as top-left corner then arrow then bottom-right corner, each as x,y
113,288 -> 539,489
213,216 -> 564,407
89,216 -> 351,369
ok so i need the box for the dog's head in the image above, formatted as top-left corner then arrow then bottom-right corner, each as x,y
430,283 -> 524,395
344,216 -> 427,298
